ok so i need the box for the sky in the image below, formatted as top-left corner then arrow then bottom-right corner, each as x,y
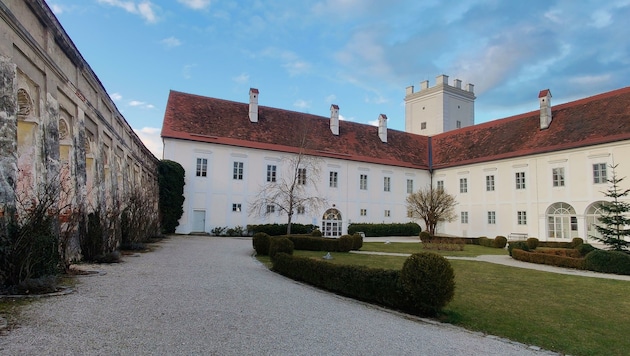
45,0 -> 630,158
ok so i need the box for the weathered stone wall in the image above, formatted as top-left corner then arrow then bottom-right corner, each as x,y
0,0 -> 160,258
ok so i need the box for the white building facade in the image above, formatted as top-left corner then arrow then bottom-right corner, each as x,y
162,80 -> 630,241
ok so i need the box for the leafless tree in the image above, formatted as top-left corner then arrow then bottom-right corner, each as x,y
248,133 -> 327,235
406,185 -> 457,236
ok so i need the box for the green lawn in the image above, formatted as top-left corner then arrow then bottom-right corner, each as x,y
361,242 -> 509,257
276,248 -> 630,356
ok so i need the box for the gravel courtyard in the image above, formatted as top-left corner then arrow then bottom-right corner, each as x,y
0,236 -> 554,355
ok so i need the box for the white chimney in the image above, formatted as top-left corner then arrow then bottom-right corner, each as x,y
436,74 -> 449,86
454,79 -> 462,89
330,104 -> 339,136
378,114 -> 388,143
249,88 -> 259,123
539,89 -> 552,129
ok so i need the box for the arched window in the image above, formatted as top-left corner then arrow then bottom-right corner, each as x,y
17,88 -> 32,119
546,202 -> 577,239
322,208 -> 342,238
585,201 -> 606,242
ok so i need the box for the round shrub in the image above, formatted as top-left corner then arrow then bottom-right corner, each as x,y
311,229 -> 322,237
571,237 -> 584,248
526,237 -> 539,250
269,237 -> 294,259
400,252 -> 455,316
351,233 -> 363,250
493,235 -> 507,248
584,249 -> 630,275
576,243 -> 597,256
419,231 -> 432,243
252,232 -> 271,256
338,235 -> 354,252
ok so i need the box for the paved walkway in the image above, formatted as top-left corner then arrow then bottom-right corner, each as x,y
0,236 -> 554,355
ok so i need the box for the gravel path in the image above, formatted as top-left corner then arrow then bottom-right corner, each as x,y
0,236 -> 555,355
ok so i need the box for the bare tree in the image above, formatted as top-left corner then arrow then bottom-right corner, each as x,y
248,134 -> 327,235
406,185 -> 457,236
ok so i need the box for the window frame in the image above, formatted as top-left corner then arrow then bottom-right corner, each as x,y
552,167 -> 565,187
232,203 -> 242,212
360,174 -> 368,190
486,175 -> 495,191
515,172 -> 526,190
461,211 -> 469,224
436,180 -> 444,191
196,158 -> 208,177
487,211 -> 496,224
297,167 -> 307,185
517,211 -> 527,225
233,161 -> 244,180
593,163 -> 607,184
383,176 -> 391,192
329,171 -> 338,188
266,164 -> 277,183
406,179 -> 414,194
459,178 -> 468,193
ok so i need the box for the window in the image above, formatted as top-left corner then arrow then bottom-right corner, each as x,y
486,175 -> 495,191
266,204 -> 275,214
360,174 -> 368,190
593,163 -> 607,184
547,202 -> 578,239
552,167 -> 565,187
436,180 -> 444,191
266,165 -> 276,182
461,211 -> 468,224
407,210 -> 413,218
297,205 -> 305,214
232,203 -> 242,212
297,168 -> 306,185
487,211 -> 496,224
233,161 -> 244,180
421,122 -> 427,130
456,120 -> 462,129
515,172 -> 526,189
406,179 -> 414,194
384,210 -> 391,217
383,177 -> 391,192
196,158 -> 207,177
360,208 -> 367,216
459,178 -> 468,193
517,211 -> 527,225
329,171 -> 338,188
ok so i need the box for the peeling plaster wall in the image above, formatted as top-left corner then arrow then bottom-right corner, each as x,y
0,1 -> 160,251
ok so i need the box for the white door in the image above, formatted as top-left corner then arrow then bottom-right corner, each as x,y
192,210 -> 206,232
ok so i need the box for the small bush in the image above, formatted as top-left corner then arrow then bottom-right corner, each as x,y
584,250 -> 630,275
478,236 -> 491,247
419,231 -> 432,243
269,237 -> 294,259
508,241 -> 529,256
511,249 -> 585,269
351,233 -> 363,250
576,243 -> 597,256
311,229 -> 322,237
348,222 -> 421,237
526,237 -> 539,250
572,237 -> 584,248
400,252 -> 455,316
338,235 -> 354,252
423,238 -> 465,251
252,232 -> 271,256
493,235 -> 507,248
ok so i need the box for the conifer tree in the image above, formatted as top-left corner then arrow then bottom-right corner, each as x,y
593,164 -> 630,252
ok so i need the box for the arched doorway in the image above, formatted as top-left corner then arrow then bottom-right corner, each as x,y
322,208 -> 342,238
546,202 -> 578,239
585,201 -> 606,242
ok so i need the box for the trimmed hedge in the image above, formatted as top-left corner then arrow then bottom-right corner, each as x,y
584,250 -> 630,275
271,252 -> 454,316
478,236 -> 507,248
247,223 -> 316,236
338,235 -> 354,252
348,223 -> 421,237
255,234 -> 360,253
252,232 -> 271,255
269,237 -> 294,259
508,241 -> 529,256
511,249 -> 585,269
419,231 -> 432,242
526,237 -> 539,249
351,233 -> 363,251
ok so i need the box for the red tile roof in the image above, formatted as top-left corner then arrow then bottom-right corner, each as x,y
161,90 -> 430,169
432,86 -> 630,168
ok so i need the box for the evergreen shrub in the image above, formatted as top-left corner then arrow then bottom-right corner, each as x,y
493,235 -> 508,248
252,232 -> 271,255
526,237 -> 539,250
248,223 -> 315,236
348,222 -> 421,237
508,241 -> 529,256
351,233 -> 363,250
583,250 -> 630,275
400,252 -> 455,316
419,231 -> 432,243
511,249 -> 585,269
338,235 -> 354,252
572,237 -> 584,248
576,243 -> 597,256
311,229 -> 323,237
269,237 -> 294,259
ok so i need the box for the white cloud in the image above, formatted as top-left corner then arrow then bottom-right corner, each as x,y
367,119 -> 379,126
134,127 -> 163,158
110,92 -> 123,101
259,47 -> 311,76
50,4 -> 64,14
293,99 -> 311,110
569,74 -> 612,85
128,100 -> 154,109
161,36 -> 182,48
178,0 -> 212,10
183,64 -> 197,79
325,94 -> 337,104
233,73 -> 250,83
129,100 -> 145,107
97,0 -> 160,23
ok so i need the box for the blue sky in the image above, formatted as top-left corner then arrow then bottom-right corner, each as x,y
46,0 -> 630,158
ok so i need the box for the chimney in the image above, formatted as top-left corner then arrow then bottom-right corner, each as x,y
378,114 -> 388,143
330,104 -> 339,136
466,83 -> 475,93
539,89 -> 552,129
249,88 -> 259,123
436,74 -> 449,86
420,80 -> 429,90
454,79 -> 462,89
